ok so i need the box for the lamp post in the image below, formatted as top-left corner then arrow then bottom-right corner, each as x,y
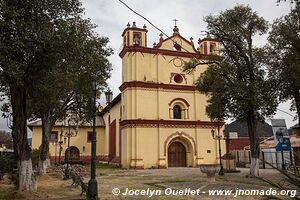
58,134 -> 63,164
211,125 -> 224,176
87,84 -> 113,200
87,81 -> 99,200
62,118 -> 78,179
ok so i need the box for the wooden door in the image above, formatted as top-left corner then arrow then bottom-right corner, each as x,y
109,120 -> 116,161
168,142 -> 186,167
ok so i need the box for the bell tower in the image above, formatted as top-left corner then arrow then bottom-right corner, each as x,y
198,34 -> 220,55
122,22 -> 148,47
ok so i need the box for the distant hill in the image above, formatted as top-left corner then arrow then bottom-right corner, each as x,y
225,121 -> 273,138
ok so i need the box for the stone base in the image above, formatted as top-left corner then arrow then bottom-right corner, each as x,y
157,158 -> 167,169
130,159 -> 144,169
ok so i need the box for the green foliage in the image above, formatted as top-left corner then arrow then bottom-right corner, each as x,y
184,6 -> 278,175
0,156 -> 14,174
267,8 -> 300,126
184,5 -> 278,122
0,0 -> 113,181
204,6 -> 275,121
31,149 -> 40,169
0,131 -> 13,149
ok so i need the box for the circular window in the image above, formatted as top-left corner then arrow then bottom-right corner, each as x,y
174,74 -> 183,83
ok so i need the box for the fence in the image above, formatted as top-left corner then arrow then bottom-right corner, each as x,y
232,149 -> 294,169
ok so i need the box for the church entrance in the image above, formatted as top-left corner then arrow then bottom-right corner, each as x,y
168,142 -> 187,167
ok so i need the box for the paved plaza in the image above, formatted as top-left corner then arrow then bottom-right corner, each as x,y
0,166 -> 297,199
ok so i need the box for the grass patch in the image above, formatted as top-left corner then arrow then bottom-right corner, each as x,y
0,186 -> 25,200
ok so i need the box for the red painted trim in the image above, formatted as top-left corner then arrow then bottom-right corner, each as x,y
168,98 -> 190,107
122,27 -> 148,37
155,34 -> 199,53
109,120 -> 117,161
119,46 -> 222,60
49,155 -> 109,163
119,119 -> 224,129
200,38 -> 218,42
119,81 -> 197,92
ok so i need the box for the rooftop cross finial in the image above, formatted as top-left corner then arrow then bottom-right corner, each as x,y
173,18 -> 178,27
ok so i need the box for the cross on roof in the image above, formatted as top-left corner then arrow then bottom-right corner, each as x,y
173,19 -> 179,26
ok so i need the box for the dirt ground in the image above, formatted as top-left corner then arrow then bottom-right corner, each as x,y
0,167 -> 298,200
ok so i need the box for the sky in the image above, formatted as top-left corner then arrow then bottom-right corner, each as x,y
0,0 -> 297,131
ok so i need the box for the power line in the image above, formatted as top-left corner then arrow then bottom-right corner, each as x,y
277,108 -> 295,118
118,0 -> 170,39
117,0 -> 207,58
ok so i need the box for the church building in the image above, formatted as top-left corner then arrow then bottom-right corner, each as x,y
30,22 -> 225,169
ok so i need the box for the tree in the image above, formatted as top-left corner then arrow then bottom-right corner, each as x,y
276,0 -> 299,9
0,0 -> 85,191
267,9 -> 300,134
184,5 -> 278,176
0,131 -> 13,149
28,17 -> 112,174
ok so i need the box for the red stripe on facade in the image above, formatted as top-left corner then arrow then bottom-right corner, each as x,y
119,119 -> 224,129
119,81 -> 197,92
168,98 -> 190,107
119,46 -> 222,60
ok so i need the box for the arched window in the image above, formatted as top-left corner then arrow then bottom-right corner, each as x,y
169,98 -> 190,120
173,105 -> 182,119
210,43 -> 217,55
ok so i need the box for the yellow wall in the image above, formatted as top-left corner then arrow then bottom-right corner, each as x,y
31,126 -> 105,158
121,89 -> 210,121
121,126 -> 226,169
118,25 -> 225,169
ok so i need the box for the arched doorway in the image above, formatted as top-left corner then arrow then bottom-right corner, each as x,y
65,146 -> 80,162
168,142 -> 186,167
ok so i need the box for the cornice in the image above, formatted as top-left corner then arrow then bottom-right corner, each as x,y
119,119 -> 224,129
119,46 -> 222,60
119,81 -> 197,92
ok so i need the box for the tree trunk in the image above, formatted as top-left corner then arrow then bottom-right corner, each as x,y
38,110 -> 52,175
292,90 -> 300,136
10,86 -> 37,191
246,110 -> 260,177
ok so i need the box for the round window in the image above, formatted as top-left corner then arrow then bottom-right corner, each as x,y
174,74 -> 183,83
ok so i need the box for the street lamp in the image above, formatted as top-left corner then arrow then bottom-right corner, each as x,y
87,80 -> 99,200
211,125 -> 225,176
62,118 -> 78,179
105,88 -> 113,105
87,84 -> 113,200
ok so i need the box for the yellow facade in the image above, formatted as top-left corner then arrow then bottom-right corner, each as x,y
30,121 -> 105,163
30,22 -> 225,168
102,23 -> 225,169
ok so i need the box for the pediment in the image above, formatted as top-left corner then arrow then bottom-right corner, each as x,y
155,34 -> 198,53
